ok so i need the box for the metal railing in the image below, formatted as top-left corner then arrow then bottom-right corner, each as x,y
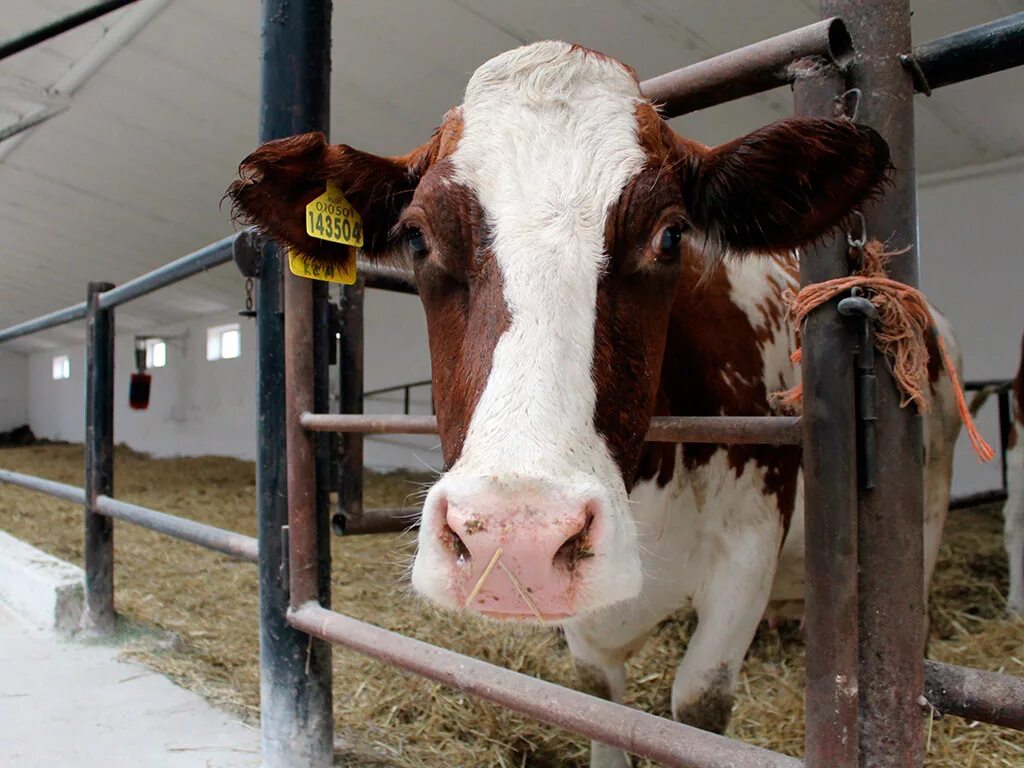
362,378 -> 432,415
0,5 -> 1021,768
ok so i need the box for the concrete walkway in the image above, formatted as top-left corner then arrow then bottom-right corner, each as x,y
0,604 -> 261,768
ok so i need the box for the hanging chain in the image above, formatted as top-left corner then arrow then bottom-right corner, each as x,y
239,277 -> 256,318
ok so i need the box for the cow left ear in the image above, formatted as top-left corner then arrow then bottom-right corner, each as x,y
226,109 -> 461,265
681,117 -> 890,256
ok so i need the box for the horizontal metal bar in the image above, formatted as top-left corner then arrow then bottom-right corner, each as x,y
358,262 -> 417,294
288,602 -> 798,768
948,488 -> 1008,510
301,413 -> 802,445
363,379 -> 432,399
340,507 -> 420,535
648,416 -> 802,445
0,470 -> 257,561
97,234 -> 238,309
907,12 -> 1024,93
924,660 -> 1024,730
0,468 -> 86,503
962,378 -> 1014,393
0,302 -> 88,344
0,0 -> 139,62
94,496 -> 258,561
303,413 -> 437,434
639,17 -> 851,118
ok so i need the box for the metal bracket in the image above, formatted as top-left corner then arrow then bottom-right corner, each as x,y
838,287 -> 879,490
898,53 -> 933,97
232,227 -> 264,278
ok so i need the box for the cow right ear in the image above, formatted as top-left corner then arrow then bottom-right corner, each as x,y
227,129 -> 442,264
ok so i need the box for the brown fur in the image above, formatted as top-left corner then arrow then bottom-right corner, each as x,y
633,256 -> 801,525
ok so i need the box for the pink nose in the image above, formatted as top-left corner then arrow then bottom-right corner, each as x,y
440,487 -> 596,619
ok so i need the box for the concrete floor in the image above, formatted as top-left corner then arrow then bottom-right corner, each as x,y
0,604 -> 261,768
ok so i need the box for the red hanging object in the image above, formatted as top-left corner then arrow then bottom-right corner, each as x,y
129,372 -> 151,410
130,340 -> 152,410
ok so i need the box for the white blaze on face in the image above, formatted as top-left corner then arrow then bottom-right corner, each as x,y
448,42 -> 647,488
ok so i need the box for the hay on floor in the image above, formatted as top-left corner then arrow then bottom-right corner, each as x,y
0,443 -> 1021,767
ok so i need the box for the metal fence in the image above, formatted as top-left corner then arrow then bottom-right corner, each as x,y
0,2 -> 1022,768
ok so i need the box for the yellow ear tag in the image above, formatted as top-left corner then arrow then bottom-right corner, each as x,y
305,183 -> 364,247
288,247 -> 357,285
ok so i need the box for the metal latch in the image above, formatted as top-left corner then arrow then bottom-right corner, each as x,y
838,287 -> 879,490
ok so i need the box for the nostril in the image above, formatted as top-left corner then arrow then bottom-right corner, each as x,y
444,523 -> 472,564
553,509 -> 595,571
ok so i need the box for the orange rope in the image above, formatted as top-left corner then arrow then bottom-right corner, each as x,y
779,240 -> 993,462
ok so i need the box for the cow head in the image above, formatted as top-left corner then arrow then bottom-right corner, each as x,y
229,42 -> 889,622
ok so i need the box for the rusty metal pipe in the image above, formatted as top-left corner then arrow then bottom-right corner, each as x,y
94,496 -> 258,561
924,661 -> 1024,731
639,17 -> 852,118
301,413 -> 802,445
287,602 -> 799,768
284,270 -> 320,608
825,2 -> 926,766
357,262 -> 417,294
341,507 -> 421,535
793,67 -> 860,768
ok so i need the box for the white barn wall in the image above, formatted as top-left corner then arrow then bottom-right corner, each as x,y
23,293 -> 441,472
919,161 -> 1024,496
0,349 -> 29,431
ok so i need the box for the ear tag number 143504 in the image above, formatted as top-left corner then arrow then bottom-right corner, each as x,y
305,183 -> 364,247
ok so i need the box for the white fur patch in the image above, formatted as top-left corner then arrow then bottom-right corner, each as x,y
449,42 -> 646,483
413,43 -> 648,613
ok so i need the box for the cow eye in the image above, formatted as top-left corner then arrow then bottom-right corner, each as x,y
406,227 -> 429,257
652,223 -> 686,262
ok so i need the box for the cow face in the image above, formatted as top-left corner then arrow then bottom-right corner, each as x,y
229,41 -> 889,622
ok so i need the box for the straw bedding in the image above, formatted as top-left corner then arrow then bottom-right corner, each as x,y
0,442 -> 1020,767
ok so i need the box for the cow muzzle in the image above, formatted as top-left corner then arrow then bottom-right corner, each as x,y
412,475 -> 639,621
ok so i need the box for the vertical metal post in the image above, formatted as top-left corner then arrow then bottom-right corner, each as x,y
256,1 -> 333,765
822,2 -> 926,767
83,281 -> 116,635
312,280 -> 333,597
335,280 -> 364,532
792,68 -> 860,768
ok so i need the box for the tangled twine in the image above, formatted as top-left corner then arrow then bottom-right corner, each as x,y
777,240 -> 994,462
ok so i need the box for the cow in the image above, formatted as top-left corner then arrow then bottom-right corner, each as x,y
229,42 -> 961,766
1005,332 -> 1024,615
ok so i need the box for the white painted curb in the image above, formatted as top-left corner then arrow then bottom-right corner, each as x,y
0,530 -> 83,633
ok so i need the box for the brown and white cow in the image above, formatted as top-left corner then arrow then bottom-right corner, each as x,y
230,42 -> 961,764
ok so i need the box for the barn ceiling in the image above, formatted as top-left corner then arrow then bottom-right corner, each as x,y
1,0 -> 1021,351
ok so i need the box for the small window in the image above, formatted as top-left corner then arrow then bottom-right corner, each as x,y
207,323 -> 241,361
52,354 -> 70,380
145,339 -> 166,369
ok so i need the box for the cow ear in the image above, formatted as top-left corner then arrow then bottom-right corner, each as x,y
681,117 -> 891,257
227,128 -> 443,263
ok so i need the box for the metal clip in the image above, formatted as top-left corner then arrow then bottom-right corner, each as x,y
834,87 -> 862,121
838,287 -> 879,490
846,211 -> 867,251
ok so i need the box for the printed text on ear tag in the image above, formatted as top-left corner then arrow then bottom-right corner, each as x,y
305,183 -> 364,247
288,247 -> 357,285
